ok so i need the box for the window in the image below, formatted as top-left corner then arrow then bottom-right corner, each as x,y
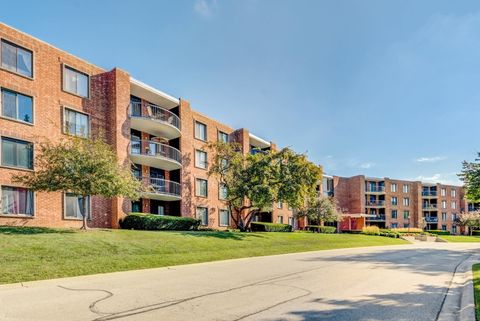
403,184 -> 409,193
442,212 -> 447,221
63,65 -> 89,97
403,211 -> 410,220
451,189 -> 456,197
1,88 -> 33,124
452,213 -> 458,221
441,188 -> 446,197
64,108 -> 90,138
390,183 -> 397,192
452,226 -> 457,234
218,131 -> 228,143
452,201 -> 456,210
1,137 -> 33,169
196,207 -> 208,225
403,198 -> 410,206
195,178 -> 208,197
195,150 -> 208,169
1,186 -> 34,216
391,210 -> 397,219
391,223 -> 398,228
442,200 -> 447,209
219,184 -> 228,200
391,197 -> 397,206
442,225 -> 447,231
277,202 -> 282,209
277,216 -> 284,224
288,216 -> 295,226
219,209 -> 230,227
1,40 -> 33,77
131,201 -> 141,213
64,193 -> 90,219
404,223 -> 410,228
194,121 -> 207,141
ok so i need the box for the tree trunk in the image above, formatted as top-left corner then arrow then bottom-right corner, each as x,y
80,196 -> 89,230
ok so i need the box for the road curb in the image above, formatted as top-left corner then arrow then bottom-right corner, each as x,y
437,254 -> 479,321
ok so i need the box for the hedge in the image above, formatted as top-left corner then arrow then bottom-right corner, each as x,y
306,225 -> 336,233
250,222 -> 293,232
472,230 -> 480,236
119,213 -> 201,231
428,229 -> 451,235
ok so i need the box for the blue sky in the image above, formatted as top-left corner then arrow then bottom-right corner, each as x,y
3,0 -> 480,185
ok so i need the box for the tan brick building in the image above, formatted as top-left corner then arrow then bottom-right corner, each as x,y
0,23 -> 293,229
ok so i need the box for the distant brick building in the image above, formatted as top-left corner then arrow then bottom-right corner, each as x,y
0,22 -> 293,229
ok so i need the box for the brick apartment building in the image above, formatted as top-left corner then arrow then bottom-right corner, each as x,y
0,23 -> 294,229
325,175 -> 464,234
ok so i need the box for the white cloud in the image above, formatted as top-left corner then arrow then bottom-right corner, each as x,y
413,172 -> 461,185
359,162 -> 375,169
194,0 -> 217,17
416,156 -> 447,163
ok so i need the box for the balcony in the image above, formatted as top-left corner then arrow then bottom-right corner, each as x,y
130,140 -> 182,171
130,102 -> 181,139
139,177 -> 181,201
366,214 -> 386,221
425,217 -> 439,223
422,204 -> 438,210
365,186 -> 385,193
422,191 -> 437,197
366,200 -> 386,207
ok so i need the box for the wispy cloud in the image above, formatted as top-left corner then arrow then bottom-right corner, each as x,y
416,156 -> 447,163
359,162 -> 375,169
194,0 -> 217,17
413,172 -> 460,185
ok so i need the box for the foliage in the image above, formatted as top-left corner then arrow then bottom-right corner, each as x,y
250,222 -> 293,232
12,136 -> 141,229
459,153 -> 480,202
456,211 -> 480,235
296,195 -> 343,226
391,228 -> 424,234
362,226 -> 380,235
428,229 -> 451,235
119,213 -> 200,231
207,142 -> 322,231
305,225 -> 336,233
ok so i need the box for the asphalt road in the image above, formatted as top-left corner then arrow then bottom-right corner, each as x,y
0,242 -> 478,321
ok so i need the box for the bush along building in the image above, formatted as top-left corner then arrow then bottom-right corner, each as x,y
304,175 -> 465,234
0,22 -> 293,229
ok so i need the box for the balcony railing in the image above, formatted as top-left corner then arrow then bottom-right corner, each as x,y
366,214 -> 386,221
422,191 -> 437,197
423,204 -> 438,210
130,102 -> 180,130
130,140 -> 181,164
366,200 -> 386,207
140,177 -> 181,197
425,217 -> 439,223
365,186 -> 385,193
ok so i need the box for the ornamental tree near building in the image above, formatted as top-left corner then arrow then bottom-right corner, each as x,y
459,153 -> 480,202
12,137 -> 141,229
207,142 -> 322,232
296,195 -> 343,230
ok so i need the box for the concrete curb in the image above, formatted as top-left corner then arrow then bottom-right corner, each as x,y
437,254 -> 479,321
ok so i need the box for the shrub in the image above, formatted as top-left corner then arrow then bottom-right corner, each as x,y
306,225 -> 336,233
472,230 -> 480,236
250,222 -> 293,232
362,226 -> 380,235
428,229 -> 451,235
391,228 -> 424,234
119,213 -> 200,231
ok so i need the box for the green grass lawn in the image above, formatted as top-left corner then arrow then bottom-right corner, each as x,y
473,264 -> 480,320
0,227 -> 406,284
440,235 -> 480,242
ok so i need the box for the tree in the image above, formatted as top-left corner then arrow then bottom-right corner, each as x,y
456,211 -> 480,236
207,142 -> 322,232
459,153 -> 480,202
12,136 -> 142,229
296,195 -> 343,231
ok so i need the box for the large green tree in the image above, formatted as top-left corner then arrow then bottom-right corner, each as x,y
207,142 -> 322,231
296,195 -> 343,230
459,153 -> 480,202
12,137 -> 141,229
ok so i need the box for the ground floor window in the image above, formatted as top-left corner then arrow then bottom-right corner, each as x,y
131,200 -> 141,213
219,209 -> 229,227
196,207 -> 208,226
1,186 -> 34,216
391,223 -> 398,228
441,225 -> 447,231
404,223 -> 410,228
452,226 -> 457,234
288,216 -> 294,226
65,193 -> 90,219
277,216 -> 283,224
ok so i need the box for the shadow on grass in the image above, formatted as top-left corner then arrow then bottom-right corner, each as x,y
0,226 -> 76,235
178,230 -> 265,240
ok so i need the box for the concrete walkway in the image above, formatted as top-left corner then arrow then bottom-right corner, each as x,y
0,242 -> 478,321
